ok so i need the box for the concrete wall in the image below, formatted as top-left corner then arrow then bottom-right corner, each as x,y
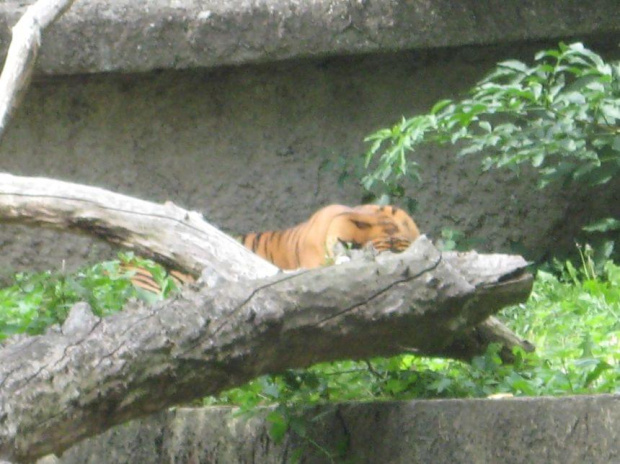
1,1 -> 620,276
2,46 -> 618,277
0,1 -> 619,276
44,395 -> 620,463
3,0 -> 620,74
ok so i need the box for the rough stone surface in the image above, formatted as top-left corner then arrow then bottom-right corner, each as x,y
0,1 -> 618,277
0,0 -> 618,75
2,44 -> 619,277
48,395 -> 620,464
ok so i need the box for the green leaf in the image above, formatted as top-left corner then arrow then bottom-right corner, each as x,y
531,151 -> 545,167
565,74 -> 605,92
266,411 -> 289,443
431,377 -> 452,393
430,99 -> 453,115
478,121 -> 492,132
536,48 -> 561,60
584,360 -> 612,387
583,218 -> 620,233
601,103 -> 620,121
498,60 -> 529,73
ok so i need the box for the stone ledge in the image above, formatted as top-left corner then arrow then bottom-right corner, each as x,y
48,395 -> 620,463
0,0 -> 619,75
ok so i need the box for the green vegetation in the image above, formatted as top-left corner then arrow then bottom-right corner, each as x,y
363,42 -> 620,196
0,253 -> 180,341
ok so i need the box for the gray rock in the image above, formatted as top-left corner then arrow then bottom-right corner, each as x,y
51,395 -> 620,464
0,0 -> 616,75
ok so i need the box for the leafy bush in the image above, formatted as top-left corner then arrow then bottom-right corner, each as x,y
363,42 -> 620,194
0,253 -> 178,341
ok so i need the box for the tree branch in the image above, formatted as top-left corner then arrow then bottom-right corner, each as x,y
0,172 -> 534,359
0,237 -> 532,462
0,0 -> 78,141
0,172 -> 278,281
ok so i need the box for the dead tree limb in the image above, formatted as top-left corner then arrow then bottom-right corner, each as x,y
0,172 -> 533,359
0,0 -> 78,140
0,172 -> 278,281
0,237 -> 532,462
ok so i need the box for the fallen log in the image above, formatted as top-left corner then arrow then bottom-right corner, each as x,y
0,172 -> 535,360
0,237 -> 532,462
0,172 -> 534,361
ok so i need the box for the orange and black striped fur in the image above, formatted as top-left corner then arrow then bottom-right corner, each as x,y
125,204 -> 420,292
119,264 -> 194,293
241,204 -> 420,270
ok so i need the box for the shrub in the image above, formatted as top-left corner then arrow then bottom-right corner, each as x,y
363,42 -> 620,195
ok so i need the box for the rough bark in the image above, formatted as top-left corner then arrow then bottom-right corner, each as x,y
0,0 -> 78,140
0,237 -> 532,462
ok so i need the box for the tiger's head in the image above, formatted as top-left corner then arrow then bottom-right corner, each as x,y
325,204 -> 420,259
242,203 -> 421,270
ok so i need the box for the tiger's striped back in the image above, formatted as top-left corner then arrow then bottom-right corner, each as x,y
242,204 -> 420,270
122,204 -> 420,292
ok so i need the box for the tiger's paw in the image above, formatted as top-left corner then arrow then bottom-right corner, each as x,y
331,241 -> 381,266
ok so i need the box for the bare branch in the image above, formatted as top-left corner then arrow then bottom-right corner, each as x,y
0,172 -> 278,281
0,0 -> 78,140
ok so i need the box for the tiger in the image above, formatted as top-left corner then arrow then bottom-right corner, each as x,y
123,204 -> 420,293
241,204 -> 420,270
119,264 -> 195,294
